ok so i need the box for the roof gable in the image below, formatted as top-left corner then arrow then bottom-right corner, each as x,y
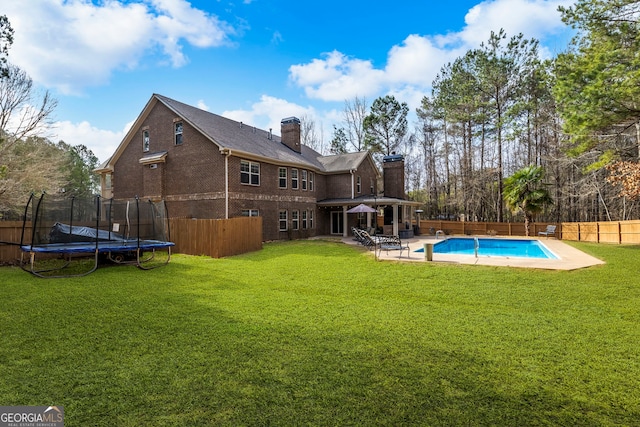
317,151 -> 380,176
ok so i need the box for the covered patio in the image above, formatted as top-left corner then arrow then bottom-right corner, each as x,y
317,196 -> 422,238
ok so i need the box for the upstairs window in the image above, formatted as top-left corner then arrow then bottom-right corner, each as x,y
278,167 -> 287,189
309,172 -> 314,191
291,168 -> 299,190
142,130 -> 150,152
241,160 -> 260,186
301,170 -> 307,191
357,176 -> 362,193
174,122 -> 183,145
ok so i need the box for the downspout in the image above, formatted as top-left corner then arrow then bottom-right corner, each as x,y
220,148 -> 231,219
350,169 -> 355,199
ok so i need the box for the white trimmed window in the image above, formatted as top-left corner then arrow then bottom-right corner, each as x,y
241,160 -> 260,186
357,176 -> 362,193
142,130 -> 150,152
309,172 -> 314,191
279,210 -> 288,231
174,122 -> 183,145
292,210 -> 299,230
291,168 -> 299,190
278,167 -> 287,189
309,209 -> 314,229
301,170 -> 308,191
302,210 -> 308,229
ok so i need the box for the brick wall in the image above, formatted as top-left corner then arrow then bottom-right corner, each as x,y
111,101 -> 381,240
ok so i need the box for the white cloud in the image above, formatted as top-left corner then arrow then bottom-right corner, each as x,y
289,0 -> 572,106
196,100 -> 210,111
289,51 -> 385,101
385,34 -> 461,87
4,0 -> 235,94
52,120 -> 131,164
460,0 -> 573,48
222,95 -> 316,134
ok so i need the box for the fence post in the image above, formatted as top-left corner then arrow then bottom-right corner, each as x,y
578,223 -> 581,242
618,221 -> 622,244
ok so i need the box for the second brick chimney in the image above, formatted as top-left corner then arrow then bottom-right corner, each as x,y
280,117 -> 301,153
382,153 -> 405,199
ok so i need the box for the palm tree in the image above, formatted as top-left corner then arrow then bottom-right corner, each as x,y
503,165 -> 553,236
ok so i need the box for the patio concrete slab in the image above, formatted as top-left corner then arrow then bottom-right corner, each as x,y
342,235 -> 605,270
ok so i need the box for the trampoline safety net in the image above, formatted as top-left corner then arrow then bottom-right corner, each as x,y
20,193 -> 174,277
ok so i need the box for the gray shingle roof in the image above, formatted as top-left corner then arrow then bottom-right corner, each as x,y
100,94 -> 377,175
317,151 -> 370,173
155,94 -> 328,170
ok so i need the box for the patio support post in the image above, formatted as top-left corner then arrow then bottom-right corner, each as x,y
393,204 -> 399,236
342,205 -> 348,237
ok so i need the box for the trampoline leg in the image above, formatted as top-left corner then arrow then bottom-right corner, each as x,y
23,249 -> 99,279
135,247 -> 171,270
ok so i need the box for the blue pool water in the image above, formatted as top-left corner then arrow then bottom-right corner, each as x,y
415,237 -> 558,259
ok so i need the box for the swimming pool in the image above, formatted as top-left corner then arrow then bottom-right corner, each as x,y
416,237 -> 558,259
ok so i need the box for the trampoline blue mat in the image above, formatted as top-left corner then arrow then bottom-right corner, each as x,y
21,240 -> 174,254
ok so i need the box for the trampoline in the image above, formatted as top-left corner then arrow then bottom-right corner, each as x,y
20,193 -> 175,278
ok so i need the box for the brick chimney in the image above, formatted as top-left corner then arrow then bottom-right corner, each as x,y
382,153 -> 405,199
281,117 -> 301,153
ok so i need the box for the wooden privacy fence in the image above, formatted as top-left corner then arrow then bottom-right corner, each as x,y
418,219 -> 640,244
169,216 -> 263,258
560,220 -> 640,244
0,217 -> 263,264
419,220 -> 534,237
0,221 -> 27,265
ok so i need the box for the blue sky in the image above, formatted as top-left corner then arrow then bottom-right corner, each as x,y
5,0 -> 574,163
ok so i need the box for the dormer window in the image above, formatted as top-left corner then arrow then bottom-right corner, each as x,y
142,130 -> 150,152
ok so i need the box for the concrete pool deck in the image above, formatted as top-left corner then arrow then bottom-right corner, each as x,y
342,235 -> 605,270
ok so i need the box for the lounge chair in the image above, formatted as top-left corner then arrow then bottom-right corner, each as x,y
351,227 -> 365,244
354,229 -> 392,251
538,225 -> 557,238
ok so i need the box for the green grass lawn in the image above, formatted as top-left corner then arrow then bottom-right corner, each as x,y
1,240 -> 639,426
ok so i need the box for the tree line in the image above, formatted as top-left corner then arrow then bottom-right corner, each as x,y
0,18 -> 99,219
313,0 -> 640,223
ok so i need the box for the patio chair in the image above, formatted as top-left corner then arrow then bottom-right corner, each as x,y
538,225 -> 557,238
352,227 -> 365,244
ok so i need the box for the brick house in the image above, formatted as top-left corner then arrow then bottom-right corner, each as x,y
96,94 -> 420,241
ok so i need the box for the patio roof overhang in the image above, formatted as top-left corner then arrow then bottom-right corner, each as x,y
316,196 -> 422,208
